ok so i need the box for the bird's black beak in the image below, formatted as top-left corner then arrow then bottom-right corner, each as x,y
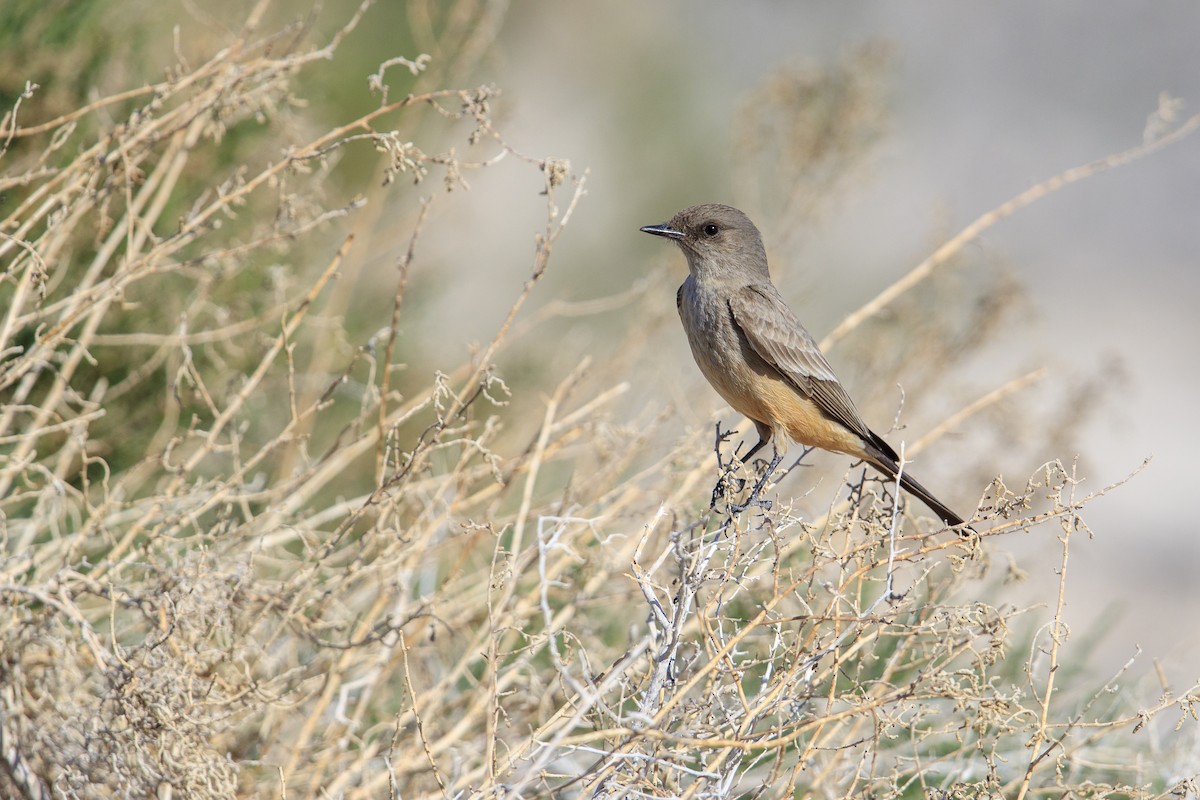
640,222 -> 685,240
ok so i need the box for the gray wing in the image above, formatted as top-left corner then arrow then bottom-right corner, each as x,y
728,284 -> 873,442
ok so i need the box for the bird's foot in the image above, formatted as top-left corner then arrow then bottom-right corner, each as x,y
716,451 -> 784,514
727,494 -> 773,515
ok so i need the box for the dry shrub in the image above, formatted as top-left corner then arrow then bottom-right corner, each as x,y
2,3 -> 1198,799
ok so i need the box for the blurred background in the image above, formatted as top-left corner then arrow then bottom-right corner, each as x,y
6,0 -> 1198,676
476,1 -> 1200,677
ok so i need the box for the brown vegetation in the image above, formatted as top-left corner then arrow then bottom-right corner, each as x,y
1,2 -> 1197,798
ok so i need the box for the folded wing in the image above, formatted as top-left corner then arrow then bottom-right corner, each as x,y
728,284 -> 874,444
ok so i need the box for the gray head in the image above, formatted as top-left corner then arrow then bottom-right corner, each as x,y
640,203 -> 770,284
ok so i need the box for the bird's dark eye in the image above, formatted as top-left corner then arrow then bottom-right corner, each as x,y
702,223 -> 719,237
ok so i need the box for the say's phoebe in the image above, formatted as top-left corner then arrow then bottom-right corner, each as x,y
641,203 -> 967,528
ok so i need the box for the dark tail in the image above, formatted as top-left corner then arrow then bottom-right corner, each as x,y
863,434 -> 969,530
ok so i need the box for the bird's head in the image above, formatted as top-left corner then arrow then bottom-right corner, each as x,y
641,203 -> 770,284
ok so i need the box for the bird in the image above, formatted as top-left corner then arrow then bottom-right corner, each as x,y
641,203 -> 968,528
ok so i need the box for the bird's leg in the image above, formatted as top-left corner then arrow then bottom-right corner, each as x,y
714,423 -> 783,513
739,446 -> 783,512
739,435 -> 769,464
740,422 -> 774,466
727,425 -> 783,513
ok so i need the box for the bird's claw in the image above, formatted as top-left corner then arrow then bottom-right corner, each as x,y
711,451 -> 784,514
